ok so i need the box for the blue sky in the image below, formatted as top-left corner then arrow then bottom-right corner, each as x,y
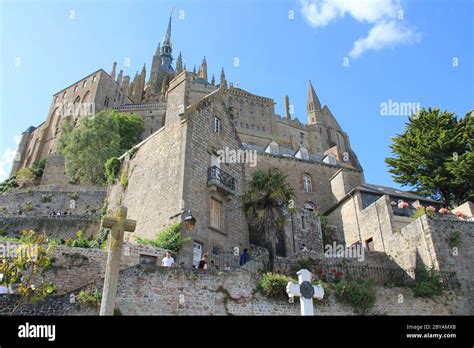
1,0 -> 473,188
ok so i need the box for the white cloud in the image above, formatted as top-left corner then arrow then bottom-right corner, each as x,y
300,0 -> 421,58
0,136 -> 21,181
349,20 -> 421,58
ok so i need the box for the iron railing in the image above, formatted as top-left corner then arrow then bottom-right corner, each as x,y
207,166 -> 235,192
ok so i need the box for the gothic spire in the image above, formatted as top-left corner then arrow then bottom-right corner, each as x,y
162,13 -> 172,47
176,51 -> 183,73
160,12 -> 174,72
307,80 -> 321,113
220,68 -> 227,90
211,74 -> 215,86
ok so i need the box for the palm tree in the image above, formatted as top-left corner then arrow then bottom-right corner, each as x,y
241,168 -> 295,271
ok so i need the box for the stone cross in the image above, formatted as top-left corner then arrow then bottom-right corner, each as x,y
286,269 -> 324,316
99,206 -> 136,316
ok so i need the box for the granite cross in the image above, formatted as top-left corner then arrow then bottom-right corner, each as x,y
286,269 -> 324,316
99,206 -> 136,316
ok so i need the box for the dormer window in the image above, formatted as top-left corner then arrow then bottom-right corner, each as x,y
214,116 -> 221,133
265,141 -> 279,155
324,154 -> 337,165
296,147 -> 309,160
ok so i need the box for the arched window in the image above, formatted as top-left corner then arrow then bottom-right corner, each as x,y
304,201 -> 315,210
82,91 -> 91,103
303,174 -> 312,193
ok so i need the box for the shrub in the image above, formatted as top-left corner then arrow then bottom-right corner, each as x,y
64,231 -> 94,248
448,230 -> 462,249
41,194 -> 52,203
410,266 -> 444,298
412,206 -> 436,219
334,279 -> 376,314
0,176 -> 18,194
77,289 -> 102,308
257,273 -> 296,300
135,222 -> 191,253
105,157 -> 121,185
69,192 -> 79,200
23,202 -> 34,211
16,168 -> 36,188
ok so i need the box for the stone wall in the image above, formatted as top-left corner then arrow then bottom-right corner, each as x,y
40,154 -> 69,185
0,216 -> 100,239
0,241 -> 169,294
0,185 -> 106,217
0,185 -> 106,238
1,264 -> 463,316
385,216 -> 474,314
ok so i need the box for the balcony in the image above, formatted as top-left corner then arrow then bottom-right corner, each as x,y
207,166 -> 235,194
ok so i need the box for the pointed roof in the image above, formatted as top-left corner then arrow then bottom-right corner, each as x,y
307,80 -> 321,112
162,13 -> 172,47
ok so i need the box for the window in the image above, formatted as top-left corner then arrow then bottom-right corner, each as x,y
104,96 -> 110,107
63,92 -> 67,98
303,174 -> 312,193
92,75 -> 97,83
365,238 -> 375,252
304,202 -> 315,210
83,80 -> 88,88
301,215 -> 306,229
214,116 -> 221,133
74,85 -> 78,92
210,198 -> 221,229
193,242 -> 203,267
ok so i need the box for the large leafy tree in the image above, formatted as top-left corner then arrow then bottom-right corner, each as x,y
241,169 -> 295,270
385,108 -> 473,207
59,110 -> 143,184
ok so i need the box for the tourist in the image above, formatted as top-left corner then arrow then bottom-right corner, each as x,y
197,254 -> 208,269
161,251 -> 174,267
239,248 -> 250,266
223,263 -> 231,271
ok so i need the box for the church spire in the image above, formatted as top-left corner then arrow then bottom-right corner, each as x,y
307,80 -> 321,113
160,12 -> 174,72
162,12 -> 172,47
220,68 -> 227,90
176,51 -> 183,73
307,80 -> 322,125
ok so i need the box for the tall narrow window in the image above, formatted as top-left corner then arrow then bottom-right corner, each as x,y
303,174 -> 312,193
210,198 -> 221,230
214,116 -> 221,133
301,215 -> 306,230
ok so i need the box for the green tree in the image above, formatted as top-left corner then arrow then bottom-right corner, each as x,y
0,230 -> 55,315
135,222 -> 191,253
112,111 -> 145,151
241,169 -> 295,271
385,108 -> 473,207
58,110 -> 143,184
15,168 -> 36,188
